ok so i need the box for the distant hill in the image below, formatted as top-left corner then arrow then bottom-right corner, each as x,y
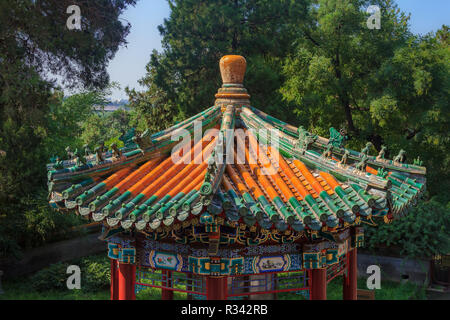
93,99 -> 130,113
108,99 -> 129,106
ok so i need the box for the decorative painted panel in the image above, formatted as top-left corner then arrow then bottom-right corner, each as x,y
188,256 -> 211,275
303,251 -> 326,269
251,255 -> 291,273
337,238 -> 350,257
288,254 -> 303,271
148,251 -> 183,271
187,256 -> 244,276
227,257 -> 244,275
118,247 -> 136,264
353,227 -> 364,248
244,243 -> 300,256
108,241 -> 136,264
107,243 -> 120,259
107,236 -> 134,248
326,249 -> 339,265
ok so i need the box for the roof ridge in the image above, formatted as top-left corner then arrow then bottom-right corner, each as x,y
247,105 -> 426,176
198,104 -> 236,202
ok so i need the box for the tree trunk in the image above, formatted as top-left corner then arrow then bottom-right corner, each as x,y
334,50 -> 357,135
342,96 -> 357,134
369,134 -> 384,152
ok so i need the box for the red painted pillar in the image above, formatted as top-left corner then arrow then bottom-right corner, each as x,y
343,248 -> 358,300
161,270 -> 174,300
129,264 -> 136,300
110,259 -> 119,300
310,268 -> 327,300
206,276 -> 228,300
118,263 -> 136,300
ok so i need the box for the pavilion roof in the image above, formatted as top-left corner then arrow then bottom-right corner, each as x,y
46,55 -> 426,238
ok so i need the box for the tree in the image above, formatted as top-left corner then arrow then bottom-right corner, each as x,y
1,0 -> 137,197
0,0 -> 137,258
280,0 -> 449,196
128,0 -> 311,132
0,63 -> 53,200
126,52 -> 179,133
364,197 -> 450,258
45,89 -> 111,159
282,0 -> 409,137
368,28 -> 449,197
0,0 -> 137,89
80,109 -> 134,149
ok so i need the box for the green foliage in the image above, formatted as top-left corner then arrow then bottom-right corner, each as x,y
0,62 -> 52,200
80,109 -> 134,149
0,86 -> 136,259
281,0 -> 411,135
21,195 -> 86,248
30,254 -> 110,292
0,63 -> 86,259
29,262 -> 70,292
0,284 -> 110,301
3,275 -> 427,300
0,1 -> 136,259
45,89 -> 111,158
126,53 -> 179,133
77,255 -> 111,292
365,198 -> 450,258
280,1 -> 449,197
278,275 -> 426,300
0,191 -> 85,259
3,264 -> 429,300
0,0 -> 137,89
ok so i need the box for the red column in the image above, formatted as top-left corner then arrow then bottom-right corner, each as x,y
310,268 -> 327,300
110,259 -> 119,300
129,264 -> 136,300
206,276 -> 228,300
343,248 -> 357,300
161,270 -> 174,300
118,263 -> 136,300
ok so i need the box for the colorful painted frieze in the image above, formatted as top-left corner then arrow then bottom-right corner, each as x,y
148,251 -> 184,271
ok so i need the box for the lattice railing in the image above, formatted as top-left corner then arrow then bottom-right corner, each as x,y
135,263 -> 353,300
228,271 -> 311,299
135,268 -> 206,297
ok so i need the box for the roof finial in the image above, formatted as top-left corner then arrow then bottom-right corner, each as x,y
215,55 -> 250,111
219,55 -> 247,84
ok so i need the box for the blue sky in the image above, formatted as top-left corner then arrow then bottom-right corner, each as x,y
106,0 -> 450,100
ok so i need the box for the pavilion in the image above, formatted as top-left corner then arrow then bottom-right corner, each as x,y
47,55 -> 426,300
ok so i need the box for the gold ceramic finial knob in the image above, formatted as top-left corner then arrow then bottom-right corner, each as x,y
219,55 -> 247,84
